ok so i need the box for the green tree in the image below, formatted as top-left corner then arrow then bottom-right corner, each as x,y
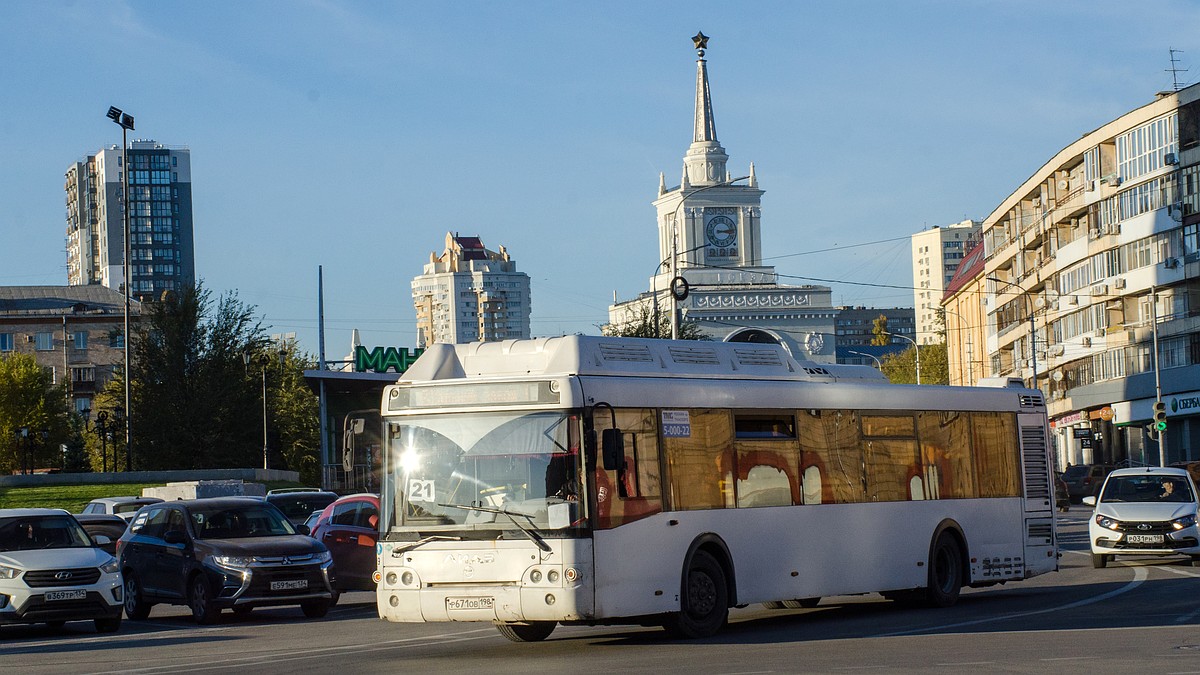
0,353 -> 72,473
870,315 -> 890,346
98,283 -> 268,470
601,303 -> 710,340
879,342 -> 949,385
271,339 -> 321,486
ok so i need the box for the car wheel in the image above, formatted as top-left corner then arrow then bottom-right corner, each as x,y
189,575 -> 219,625
124,572 -> 152,620
662,549 -> 728,638
1092,553 -> 1109,569
301,599 -> 330,619
925,533 -> 963,608
94,616 -> 121,633
494,621 -> 556,642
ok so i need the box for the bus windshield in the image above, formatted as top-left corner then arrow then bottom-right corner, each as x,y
387,411 -> 584,533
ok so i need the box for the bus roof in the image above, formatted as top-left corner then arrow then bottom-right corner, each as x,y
401,336 -> 889,384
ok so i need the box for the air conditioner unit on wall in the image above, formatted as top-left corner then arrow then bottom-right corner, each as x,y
1082,337 -> 1092,347
1114,278 -> 1127,289
1091,284 -> 1108,296
1166,152 -> 1179,165
1165,258 -> 1181,269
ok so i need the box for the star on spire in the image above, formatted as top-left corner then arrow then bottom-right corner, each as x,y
692,32 -> 709,52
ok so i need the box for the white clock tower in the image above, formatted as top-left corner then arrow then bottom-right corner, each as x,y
610,32 -> 837,362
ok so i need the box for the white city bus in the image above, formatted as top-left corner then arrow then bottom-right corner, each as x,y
376,336 -> 1057,641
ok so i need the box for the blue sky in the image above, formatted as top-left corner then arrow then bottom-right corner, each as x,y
3,1 -> 1199,358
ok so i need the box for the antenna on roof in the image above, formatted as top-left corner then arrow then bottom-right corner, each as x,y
1168,48 -> 1188,91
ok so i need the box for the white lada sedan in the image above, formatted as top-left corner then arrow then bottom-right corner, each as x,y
0,508 -> 124,632
1084,467 -> 1200,569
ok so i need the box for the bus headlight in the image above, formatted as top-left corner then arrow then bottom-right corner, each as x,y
386,572 -> 398,586
548,570 -> 560,584
401,571 -> 414,587
530,569 -> 542,583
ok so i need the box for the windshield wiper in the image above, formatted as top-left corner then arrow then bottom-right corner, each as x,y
391,535 -> 463,557
437,502 -> 552,553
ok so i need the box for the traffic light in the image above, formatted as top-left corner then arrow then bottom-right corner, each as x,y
1153,401 -> 1167,432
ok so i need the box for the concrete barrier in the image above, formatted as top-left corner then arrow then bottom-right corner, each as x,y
0,468 -> 300,489
143,480 -> 267,500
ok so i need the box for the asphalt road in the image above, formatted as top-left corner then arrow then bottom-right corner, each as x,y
7,509 -> 1200,674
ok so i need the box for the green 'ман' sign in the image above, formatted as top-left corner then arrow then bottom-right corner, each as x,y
355,346 -> 423,373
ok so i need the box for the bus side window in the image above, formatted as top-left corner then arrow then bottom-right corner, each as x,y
798,409 -> 865,504
733,414 -> 800,508
663,410 -> 734,511
594,408 -> 662,529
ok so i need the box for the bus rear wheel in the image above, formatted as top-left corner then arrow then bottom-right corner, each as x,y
925,533 -> 963,608
663,550 -> 728,639
494,621 -> 556,642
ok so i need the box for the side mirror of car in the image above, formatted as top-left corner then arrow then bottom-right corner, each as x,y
296,524 -> 310,536
163,530 -> 189,546
1082,496 -> 1097,507
93,534 -> 112,546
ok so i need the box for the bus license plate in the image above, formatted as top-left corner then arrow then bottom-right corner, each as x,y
45,590 -> 87,601
446,596 -> 494,611
1126,534 -> 1164,544
270,580 -> 308,591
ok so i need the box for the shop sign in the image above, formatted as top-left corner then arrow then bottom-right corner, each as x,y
1055,411 -> 1087,426
1098,406 -> 1115,421
355,346 -> 423,374
1171,396 -> 1200,415
1072,428 -> 1092,439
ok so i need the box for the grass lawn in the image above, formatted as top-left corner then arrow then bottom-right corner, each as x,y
0,480 -> 304,513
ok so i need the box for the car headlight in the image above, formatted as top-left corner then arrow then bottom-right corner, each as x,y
0,564 -> 20,580
1173,515 -> 1197,530
100,557 -> 120,575
210,555 -> 255,570
314,550 -> 332,564
1095,514 -> 1120,530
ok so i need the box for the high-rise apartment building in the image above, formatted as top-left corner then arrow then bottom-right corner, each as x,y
65,140 -> 195,301
911,220 -> 979,344
411,232 -> 531,347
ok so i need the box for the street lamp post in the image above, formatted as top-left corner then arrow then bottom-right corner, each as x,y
847,350 -> 882,369
884,332 -> 920,384
668,176 -> 750,339
245,347 -> 288,471
106,106 -> 135,472
987,277 -> 1037,390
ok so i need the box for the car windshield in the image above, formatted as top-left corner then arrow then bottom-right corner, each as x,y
1100,475 -> 1195,503
0,515 -> 93,551
189,504 -> 298,538
387,411 -> 584,532
1062,466 -> 1090,480
269,495 -> 337,521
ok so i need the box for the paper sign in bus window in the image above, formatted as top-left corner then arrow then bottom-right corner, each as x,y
662,410 -> 691,438
408,479 -> 435,502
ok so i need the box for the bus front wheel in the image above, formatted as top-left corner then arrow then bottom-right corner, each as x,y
494,621 -> 556,642
663,550 -> 728,638
925,533 -> 963,608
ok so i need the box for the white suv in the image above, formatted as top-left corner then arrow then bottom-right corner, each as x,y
0,509 -> 124,632
1084,467 -> 1200,568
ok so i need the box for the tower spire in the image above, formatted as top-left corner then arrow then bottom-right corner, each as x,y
683,31 -> 728,185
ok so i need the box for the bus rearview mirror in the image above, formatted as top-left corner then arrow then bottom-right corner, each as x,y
601,428 -> 625,471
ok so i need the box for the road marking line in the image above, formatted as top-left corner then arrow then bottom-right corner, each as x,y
875,566 -> 1148,637
86,628 -> 498,675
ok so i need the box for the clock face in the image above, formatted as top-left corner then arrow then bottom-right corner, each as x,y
705,215 -> 737,248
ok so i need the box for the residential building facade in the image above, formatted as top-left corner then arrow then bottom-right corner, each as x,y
911,220 -> 979,345
941,242 -> 989,386
959,83 -> 1200,469
65,140 -> 195,301
607,34 -> 837,362
0,286 -> 140,416
411,232 -> 531,347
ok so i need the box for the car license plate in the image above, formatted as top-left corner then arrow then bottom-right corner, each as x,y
270,580 -> 308,591
45,589 -> 87,601
446,596 -> 494,611
1126,534 -> 1165,544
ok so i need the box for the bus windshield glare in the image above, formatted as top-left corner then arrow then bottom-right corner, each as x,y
387,411 -> 584,533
